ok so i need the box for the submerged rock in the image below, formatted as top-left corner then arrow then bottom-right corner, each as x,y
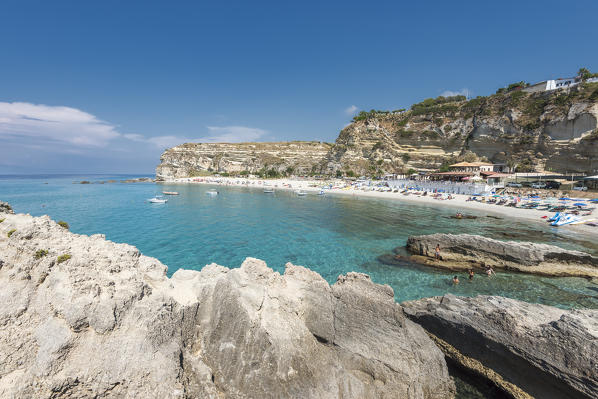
403,295 -> 598,399
406,233 -> 598,277
0,206 -> 455,398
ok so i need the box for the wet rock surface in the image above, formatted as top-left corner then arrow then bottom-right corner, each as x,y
406,233 -> 598,277
403,294 -> 598,399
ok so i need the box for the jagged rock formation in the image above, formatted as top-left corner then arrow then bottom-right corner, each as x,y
402,294 -> 598,399
405,233 -> 598,277
156,141 -> 332,180
0,204 -> 455,399
323,83 -> 598,175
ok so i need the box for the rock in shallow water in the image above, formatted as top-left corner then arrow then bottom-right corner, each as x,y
406,233 -> 598,277
402,294 -> 598,399
0,207 -> 455,398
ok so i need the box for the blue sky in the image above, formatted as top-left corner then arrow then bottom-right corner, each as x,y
1,0 -> 597,174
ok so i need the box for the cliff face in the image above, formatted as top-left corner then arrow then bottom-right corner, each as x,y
0,203 -> 455,399
324,83 -> 598,175
156,141 -> 332,180
156,83 -> 598,178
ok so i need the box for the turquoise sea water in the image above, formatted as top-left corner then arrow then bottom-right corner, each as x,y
2,174 -> 597,309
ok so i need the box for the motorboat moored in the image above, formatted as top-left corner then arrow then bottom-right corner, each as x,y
296,191 -> 307,196
162,191 -> 179,195
263,189 -> 274,193
148,196 -> 168,203
206,189 -> 219,196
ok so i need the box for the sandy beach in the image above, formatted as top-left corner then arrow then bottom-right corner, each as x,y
161,177 -> 598,237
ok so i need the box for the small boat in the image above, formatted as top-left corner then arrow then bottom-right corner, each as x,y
263,189 -> 274,193
162,191 -> 179,195
317,190 -> 325,195
206,189 -> 219,196
148,197 -> 167,203
296,191 -> 307,196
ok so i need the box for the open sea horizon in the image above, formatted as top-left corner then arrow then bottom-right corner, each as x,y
1,173 -> 597,310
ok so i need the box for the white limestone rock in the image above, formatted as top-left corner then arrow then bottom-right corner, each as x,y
0,207 -> 455,398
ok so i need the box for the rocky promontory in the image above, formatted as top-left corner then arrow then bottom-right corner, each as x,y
406,233 -> 598,277
0,204 -> 455,398
403,295 -> 598,399
156,141 -> 332,180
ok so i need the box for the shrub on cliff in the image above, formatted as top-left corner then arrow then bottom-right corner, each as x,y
0,218 -> 4,223
7,229 -> 16,237
411,95 -> 466,113
57,221 -> 69,230
57,254 -> 72,264
34,249 -> 48,259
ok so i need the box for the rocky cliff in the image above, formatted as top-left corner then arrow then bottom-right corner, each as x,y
324,83 -> 598,175
156,83 -> 598,179
0,203 -> 455,399
156,141 -> 332,180
403,295 -> 598,399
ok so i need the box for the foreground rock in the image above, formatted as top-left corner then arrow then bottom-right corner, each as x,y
403,295 -> 598,399
0,205 -> 454,398
406,233 -> 598,277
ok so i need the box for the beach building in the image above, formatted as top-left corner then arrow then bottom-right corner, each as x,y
583,175 -> 598,190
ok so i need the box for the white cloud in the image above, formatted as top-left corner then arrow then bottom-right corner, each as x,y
123,133 -> 145,141
344,105 -> 358,115
0,102 -> 120,147
0,102 -> 268,159
201,126 -> 267,143
122,126 -> 268,150
440,88 -> 471,98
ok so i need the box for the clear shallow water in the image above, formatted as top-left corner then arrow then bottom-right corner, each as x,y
1,174 -> 597,309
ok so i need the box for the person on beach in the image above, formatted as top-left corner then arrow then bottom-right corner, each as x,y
486,266 -> 495,276
435,244 -> 441,260
468,269 -> 475,281
452,276 -> 459,284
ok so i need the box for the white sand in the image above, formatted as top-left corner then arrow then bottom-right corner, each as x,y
163,177 -> 598,237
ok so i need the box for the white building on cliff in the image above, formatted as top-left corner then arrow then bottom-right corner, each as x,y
524,76 -> 598,93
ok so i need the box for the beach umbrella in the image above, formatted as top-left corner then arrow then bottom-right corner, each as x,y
492,194 -> 501,197
590,198 -> 598,202
559,197 -> 571,200
573,202 -> 587,207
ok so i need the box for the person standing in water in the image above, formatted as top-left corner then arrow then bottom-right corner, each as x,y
486,266 -> 495,276
468,269 -> 475,281
452,276 -> 459,284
